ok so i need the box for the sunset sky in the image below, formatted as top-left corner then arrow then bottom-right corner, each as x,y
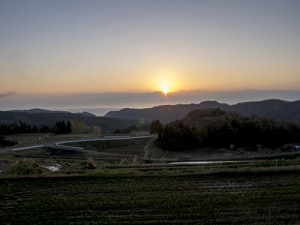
0,0 -> 300,110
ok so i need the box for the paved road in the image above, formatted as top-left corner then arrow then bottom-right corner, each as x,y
55,135 -> 153,146
12,135 -> 154,151
12,145 -> 45,151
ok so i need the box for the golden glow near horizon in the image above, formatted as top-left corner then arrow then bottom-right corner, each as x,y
161,83 -> 170,95
148,70 -> 185,94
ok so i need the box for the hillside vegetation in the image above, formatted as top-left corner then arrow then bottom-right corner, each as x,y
0,109 -> 142,132
154,109 -> 300,151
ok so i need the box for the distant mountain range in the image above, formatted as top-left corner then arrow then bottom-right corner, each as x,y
2,99 -> 300,132
105,99 -> 300,123
0,109 -> 141,132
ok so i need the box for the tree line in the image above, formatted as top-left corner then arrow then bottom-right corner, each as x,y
0,120 -> 72,135
151,109 -> 300,151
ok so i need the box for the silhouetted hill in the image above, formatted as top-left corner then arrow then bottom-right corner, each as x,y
155,108 -> 300,150
0,110 -> 141,132
105,99 -> 300,123
231,99 -> 300,121
105,101 -> 229,123
10,108 -> 67,114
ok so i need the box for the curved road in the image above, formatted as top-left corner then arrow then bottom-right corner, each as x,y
12,135 -> 154,151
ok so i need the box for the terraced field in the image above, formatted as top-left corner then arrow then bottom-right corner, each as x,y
1,168 -> 300,225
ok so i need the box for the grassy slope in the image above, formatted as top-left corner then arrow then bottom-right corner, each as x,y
1,167 -> 299,225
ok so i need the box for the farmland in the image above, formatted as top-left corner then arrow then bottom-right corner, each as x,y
1,133 -> 300,224
1,165 -> 300,225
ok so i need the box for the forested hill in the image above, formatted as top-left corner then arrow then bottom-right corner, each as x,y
154,109 -> 300,150
105,99 -> 300,123
0,109 -> 141,132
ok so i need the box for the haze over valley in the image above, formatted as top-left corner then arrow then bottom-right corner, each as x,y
1,90 -> 300,115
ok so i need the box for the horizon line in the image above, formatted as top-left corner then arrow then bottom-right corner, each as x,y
2,88 -> 300,97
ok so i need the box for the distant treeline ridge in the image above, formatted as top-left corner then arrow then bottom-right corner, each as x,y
0,120 -> 72,135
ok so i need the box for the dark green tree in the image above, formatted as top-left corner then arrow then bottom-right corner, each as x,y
150,120 -> 163,134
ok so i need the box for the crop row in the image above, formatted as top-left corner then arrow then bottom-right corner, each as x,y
1,170 -> 299,224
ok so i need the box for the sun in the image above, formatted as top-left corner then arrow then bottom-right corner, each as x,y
162,83 -> 170,95
150,71 -> 180,94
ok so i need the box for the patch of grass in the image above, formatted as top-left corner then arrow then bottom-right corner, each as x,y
67,138 -> 151,152
143,139 -> 166,159
3,159 -> 50,175
73,139 -> 134,149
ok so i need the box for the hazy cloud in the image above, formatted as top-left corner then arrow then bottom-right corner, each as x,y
0,91 -> 15,98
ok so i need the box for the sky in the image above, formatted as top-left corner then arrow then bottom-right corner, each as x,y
0,0 -> 300,110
